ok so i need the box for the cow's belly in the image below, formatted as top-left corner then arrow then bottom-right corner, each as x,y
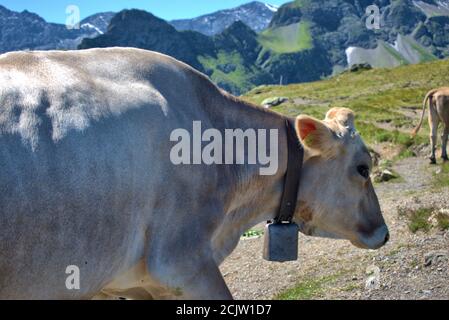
0,109 -> 167,299
97,259 -> 172,300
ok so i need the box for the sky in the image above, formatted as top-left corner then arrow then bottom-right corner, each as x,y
0,0 -> 288,23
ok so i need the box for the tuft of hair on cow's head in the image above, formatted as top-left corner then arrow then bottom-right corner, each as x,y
325,107 -> 355,128
293,108 -> 389,250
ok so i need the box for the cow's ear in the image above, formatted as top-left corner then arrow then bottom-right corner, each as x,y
295,115 -> 337,158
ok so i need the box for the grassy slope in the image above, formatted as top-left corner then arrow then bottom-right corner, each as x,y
382,42 -> 409,65
198,51 -> 258,93
243,58 -> 449,150
258,21 -> 313,54
407,38 -> 437,63
292,0 -> 310,8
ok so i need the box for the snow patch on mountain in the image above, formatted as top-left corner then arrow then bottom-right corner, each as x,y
81,23 -> 104,35
345,42 -> 403,68
413,0 -> 449,17
265,3 -> 279,12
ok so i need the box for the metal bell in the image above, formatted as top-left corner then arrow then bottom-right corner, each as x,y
263,221 -> 299,262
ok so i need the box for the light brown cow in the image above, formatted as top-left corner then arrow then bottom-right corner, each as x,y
325,107 -> 355,128
0,48 -> 389,299
413,87 -> 449,164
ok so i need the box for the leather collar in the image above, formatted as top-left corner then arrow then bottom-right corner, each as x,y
273,119 -> 304,223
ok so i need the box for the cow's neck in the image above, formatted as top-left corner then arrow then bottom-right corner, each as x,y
207,93 -> 293,264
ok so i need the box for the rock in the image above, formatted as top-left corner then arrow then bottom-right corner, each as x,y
365,278 -> 378,290
368,149 -> 381,166
365,265 -> 380,290
251,85 -> 267,95
428,213 -> 439,228
349,63 -> 372,72
261,97 -> 289,108
424,250 -> 448,267
372,169 -> 397,183
444,231 -> 449,240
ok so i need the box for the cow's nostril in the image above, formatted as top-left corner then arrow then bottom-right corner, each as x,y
384,231 -> 390,244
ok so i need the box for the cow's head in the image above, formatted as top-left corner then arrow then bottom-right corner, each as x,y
293,107 -> 389,249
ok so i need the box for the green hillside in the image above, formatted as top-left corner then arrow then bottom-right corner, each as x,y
198,51 -> 259,94
243,58 -> 449,154
258,21 -> 313,54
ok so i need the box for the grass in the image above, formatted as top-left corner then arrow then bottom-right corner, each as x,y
433,162 -> 449,189
386,243 -> 409,257
198,50 -> 258,93
292,0 -> 311,8
395,148 -> 416,160
409,41 -> 437,63
436,212 -> 449,230
410,259 -> 420,269
243,58 -> 449,151
258,21 -> 313,54
382,42 -> 409,65
276,274 -> 340,300
340,283 -> 361,292
398,207 -> 434,233
242,229 -> 264,238
358,122 -> 423,148
408,207 -> 434,233
398,205 -> 449,233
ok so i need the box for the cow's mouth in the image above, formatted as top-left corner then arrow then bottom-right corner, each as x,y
352,225 -> 390,250
297,222 -> 343,240
298,222 -> 389,250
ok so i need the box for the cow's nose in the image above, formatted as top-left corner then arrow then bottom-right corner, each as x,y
383,231 -> 390,245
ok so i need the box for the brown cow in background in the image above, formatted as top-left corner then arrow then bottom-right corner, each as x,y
413,87 -> 449,164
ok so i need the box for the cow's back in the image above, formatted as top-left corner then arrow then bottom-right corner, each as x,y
0,48 -> 210,298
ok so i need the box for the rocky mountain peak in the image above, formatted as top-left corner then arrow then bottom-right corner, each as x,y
170,1 -> 278,35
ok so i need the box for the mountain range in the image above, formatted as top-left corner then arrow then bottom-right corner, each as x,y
1,0 -> 449,95
170,1 -> 278,35
0,2 -> 276,53
0,5 -> 115,52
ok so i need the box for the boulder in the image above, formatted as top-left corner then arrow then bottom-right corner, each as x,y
372,169 -> 397,183
261,97 -> 289,108
424,250 -> 448,267
349,63 -> 373,72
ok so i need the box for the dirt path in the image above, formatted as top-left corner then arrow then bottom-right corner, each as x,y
220,156 -> 449,300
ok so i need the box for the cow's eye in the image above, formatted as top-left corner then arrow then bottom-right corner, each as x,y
357,165 -> 370,179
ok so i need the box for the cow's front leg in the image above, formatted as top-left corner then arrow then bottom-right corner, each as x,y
147,252 -> 232,300
442,125 -> 449,161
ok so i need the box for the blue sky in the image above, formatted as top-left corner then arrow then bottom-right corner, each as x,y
0,1 -> 287,23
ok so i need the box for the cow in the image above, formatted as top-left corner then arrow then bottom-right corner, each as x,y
0,48 -> 389,300
412,87 -> 449,164
325,107 -> 355,128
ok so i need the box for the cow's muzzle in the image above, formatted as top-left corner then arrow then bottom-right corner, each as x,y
352,225 -> 389,249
